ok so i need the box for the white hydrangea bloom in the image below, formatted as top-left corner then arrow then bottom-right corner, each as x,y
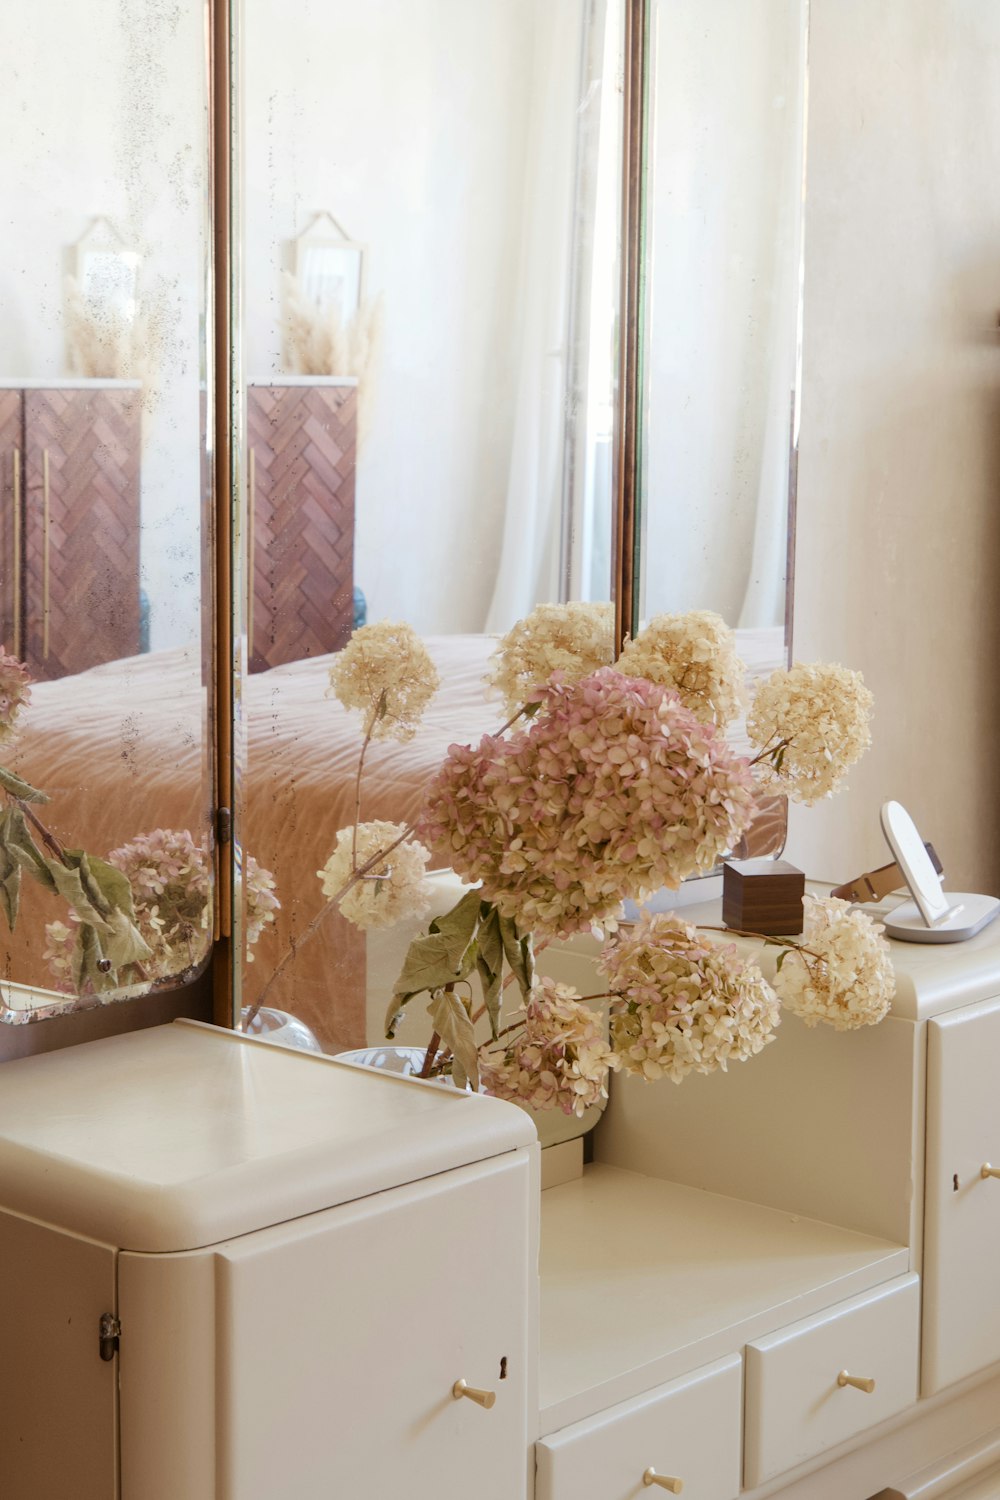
773,894 -> 894,1030
318,821 -> 431,930
747,661 -> 873,803
616,610 -> 745,728
486,601 -> 614,715
327,621 -> 439,741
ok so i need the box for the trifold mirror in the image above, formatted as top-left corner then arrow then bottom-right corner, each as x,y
0,0 -> 805,1035
234,0 -> 807,1059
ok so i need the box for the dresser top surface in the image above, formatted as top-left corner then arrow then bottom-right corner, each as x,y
0,1021 -> 534,1252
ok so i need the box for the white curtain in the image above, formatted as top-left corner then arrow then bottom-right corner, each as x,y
484,0 -> 589,633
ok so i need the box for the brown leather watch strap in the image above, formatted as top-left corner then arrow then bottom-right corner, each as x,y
831,843 -> 944,904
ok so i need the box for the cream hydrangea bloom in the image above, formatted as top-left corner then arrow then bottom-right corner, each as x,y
747,661 -> 873,803
616,610 -> 745,727
0,647 -> 31,745
479,977 -> 618,1117
317,821 -> 431,931
327,620 -> 440,741
486,601 -> 614,715
600,912 -> 780,1083
772,894 -> 894,1030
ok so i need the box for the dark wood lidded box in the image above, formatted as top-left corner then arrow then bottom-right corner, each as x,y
722,858 -> 805,936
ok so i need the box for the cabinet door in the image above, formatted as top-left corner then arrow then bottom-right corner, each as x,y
216,1151 -> 532,1500
924,995 -> 1000,1394
0,391 -> 23,652
23,386 -> 141,678
0,1211 -> 118,1500
247,383 -> 355,672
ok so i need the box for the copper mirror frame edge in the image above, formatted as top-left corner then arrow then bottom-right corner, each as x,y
212,0 -> 235,1024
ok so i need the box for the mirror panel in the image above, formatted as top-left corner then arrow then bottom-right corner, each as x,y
238,0 -> 625,1050
637,0 -> 808,852
0,0 -> 214,1018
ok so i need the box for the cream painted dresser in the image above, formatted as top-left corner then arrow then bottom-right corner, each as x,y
2,897 -> 1000,1499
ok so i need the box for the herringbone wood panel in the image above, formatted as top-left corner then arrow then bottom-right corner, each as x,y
248,385 -> 355,671
24,389 -> 141,679
0,392 -> 23,653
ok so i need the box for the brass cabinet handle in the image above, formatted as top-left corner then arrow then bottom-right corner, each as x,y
452,1379 -> 496,1410
248,446 -> 256,653
11,447 -> 21,658
42,448 -> 50,659
837,1370 -> 876,1394
643,1471 -> 683,1493
981,1163 -> 1000,1180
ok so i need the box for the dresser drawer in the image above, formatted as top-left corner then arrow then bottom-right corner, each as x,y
744,1274 -> 919,1487
536,1355 -> 741,1500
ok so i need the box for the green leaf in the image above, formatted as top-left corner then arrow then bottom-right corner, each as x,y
0,830 -> 21,932
3,808 -> 57,891
475,904 -> 504,1039
102,907 -> 153,970
427,988 -> 480,1093
393,929 -> 477,1002
775,949 -> 789,972
0,765 -> 49,804
774,746 -> 786,775
426,888 -> 483,967
499,915 -> 535,1000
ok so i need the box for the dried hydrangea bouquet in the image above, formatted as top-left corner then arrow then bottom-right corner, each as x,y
0,647 -> 279,1011
247,604 -> 893,1115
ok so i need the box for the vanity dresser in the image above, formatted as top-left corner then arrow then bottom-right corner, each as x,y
2,885 -> 1000,1499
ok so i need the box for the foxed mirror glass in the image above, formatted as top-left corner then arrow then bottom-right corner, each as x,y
0,0 -> 214,1019
238,0 -> 625,1052
638,0 -> 807,850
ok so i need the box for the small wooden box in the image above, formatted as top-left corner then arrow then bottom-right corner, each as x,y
722,858 -> 805,936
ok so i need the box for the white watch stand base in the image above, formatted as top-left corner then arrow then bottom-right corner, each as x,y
883,893 -> 1000,944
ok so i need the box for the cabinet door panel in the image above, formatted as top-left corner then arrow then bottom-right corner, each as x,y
0,1211 -> 118,1500
924,995 -> 1000,1394
216,1152 -> 532,1500
23,386 -> 141,678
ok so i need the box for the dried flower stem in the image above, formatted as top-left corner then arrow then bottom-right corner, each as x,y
351,715 -> 378,873
698,924 -> 824,962
7,793 -> 67,865
246,823 -> 416,1027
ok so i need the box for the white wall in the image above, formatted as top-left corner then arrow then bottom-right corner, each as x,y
0,0 -> 208,653
244,0 -> 592,635
786,0 -> 1000,895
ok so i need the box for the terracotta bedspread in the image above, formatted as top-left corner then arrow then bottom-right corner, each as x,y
242,634 -> 502,1051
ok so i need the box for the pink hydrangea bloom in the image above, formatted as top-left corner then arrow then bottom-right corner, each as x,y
419,668 -> 756,938
479,976 -> 617,1117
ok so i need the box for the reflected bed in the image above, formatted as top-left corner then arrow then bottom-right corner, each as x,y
0,630 -> 785,1049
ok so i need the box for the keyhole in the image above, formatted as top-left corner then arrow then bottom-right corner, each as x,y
953,1173 -> 960,1192
499,1356 -> 508,1381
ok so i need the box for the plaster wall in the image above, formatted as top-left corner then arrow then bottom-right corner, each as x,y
786,0 -> 1000,896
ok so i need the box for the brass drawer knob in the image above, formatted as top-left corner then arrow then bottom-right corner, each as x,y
643,1470 -> 683,1493
837,1370 -> 876,1394
980,1163 -> 1000,1180
452,1379 -> 496,1410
